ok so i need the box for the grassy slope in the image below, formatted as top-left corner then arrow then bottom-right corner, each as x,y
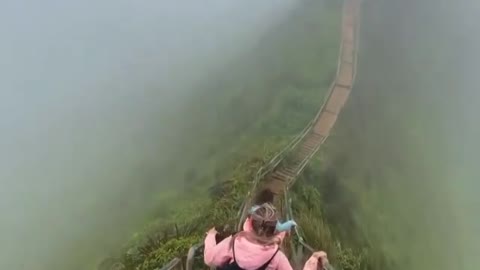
102,1 -> 343,269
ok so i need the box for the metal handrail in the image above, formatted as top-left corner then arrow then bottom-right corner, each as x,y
186,243 -> 205,270
285,190 -> 335,270
159,257 -> 183,270
285,1 -> 361,269
236,0 -> 351,230
287,0 -> 361,188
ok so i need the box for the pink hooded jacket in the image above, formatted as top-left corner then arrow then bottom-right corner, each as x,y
204,233 -> 289,270
204,218 -> 321,270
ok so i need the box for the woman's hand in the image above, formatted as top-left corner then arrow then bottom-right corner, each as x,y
206,227 -> 218,235
304,251 -> 329,270
312,251 -> 328,267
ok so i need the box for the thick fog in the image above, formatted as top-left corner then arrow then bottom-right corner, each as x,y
340,0 -> 480,269
0,1 -> 296,269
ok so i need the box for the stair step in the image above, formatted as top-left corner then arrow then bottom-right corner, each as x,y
275,170 -> 294,179
283,168 -> 297,175
303,139 -> 320,148
308,133 -> 324,141
271,171 -> 288,179
265,179 -> 287,194
291,160 -> 303,167
269,176 -> 286,183
298,148 -> 313,157
310,133 -> 325,141
299,146 -> 314,154
301,143 -> 317,151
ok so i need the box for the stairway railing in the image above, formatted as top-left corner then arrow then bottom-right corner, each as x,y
285,0 -> 361,185
284,189 -> 336,270
159,257 -> 183,270
236,0 -> 355,230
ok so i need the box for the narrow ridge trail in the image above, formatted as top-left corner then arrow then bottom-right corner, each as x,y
260,0 -> 360,203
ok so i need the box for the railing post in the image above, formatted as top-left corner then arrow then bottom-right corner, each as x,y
185,246 -> 196,270
295,244 -> 304,270
159,258 -> 182,270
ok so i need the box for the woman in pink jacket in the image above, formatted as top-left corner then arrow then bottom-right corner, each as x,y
204,203 -> 328,270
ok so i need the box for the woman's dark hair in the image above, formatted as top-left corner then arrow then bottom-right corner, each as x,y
233,203 -> 280,247
250,205 -> 278,238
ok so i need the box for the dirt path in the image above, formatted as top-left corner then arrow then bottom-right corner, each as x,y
262,0 -> 360,198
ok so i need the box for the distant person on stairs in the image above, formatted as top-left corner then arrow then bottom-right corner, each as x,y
252,189 -> 276,205
204,203 -> 328,270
